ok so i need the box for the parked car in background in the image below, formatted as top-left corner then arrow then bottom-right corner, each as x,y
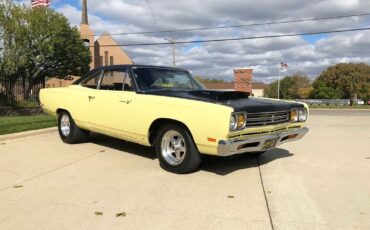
40,65 -> 309,174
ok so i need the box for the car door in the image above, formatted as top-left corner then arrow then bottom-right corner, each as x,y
91,67 -> 138,141
73,69 -> 104,128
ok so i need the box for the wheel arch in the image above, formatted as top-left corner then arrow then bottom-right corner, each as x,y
56,108 -> 69,116
148,118 -> 196,147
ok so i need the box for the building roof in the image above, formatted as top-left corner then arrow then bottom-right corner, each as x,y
96,33 -> 134,65
203,82 -> 234,90
252,82 -> 266,90
203,82 -> 266,90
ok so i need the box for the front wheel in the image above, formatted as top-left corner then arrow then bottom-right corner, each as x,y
155,124 -> 201,174
58,111 -> 89,144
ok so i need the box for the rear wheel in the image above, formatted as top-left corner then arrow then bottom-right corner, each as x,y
155,124 -> 201,174
58,111 -> 89,144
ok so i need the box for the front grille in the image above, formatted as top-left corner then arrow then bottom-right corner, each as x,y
246,111 -> 290,127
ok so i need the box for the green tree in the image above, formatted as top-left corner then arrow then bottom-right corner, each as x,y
311,63 -> 370,100
310,80 -> 341,99
0,1 -> 90,102
265,80 -> 279,98
265,74 -> 312,99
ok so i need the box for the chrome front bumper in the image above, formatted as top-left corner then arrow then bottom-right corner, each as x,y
217,127 -> 309,156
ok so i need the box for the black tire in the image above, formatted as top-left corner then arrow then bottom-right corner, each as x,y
58,111 -> 89,144
155,124 -> 201,174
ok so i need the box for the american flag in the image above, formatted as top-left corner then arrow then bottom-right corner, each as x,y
31,0 -> 51,8
280,62 -> 288,71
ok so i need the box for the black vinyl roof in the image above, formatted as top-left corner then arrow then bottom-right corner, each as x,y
73,64 -> 189,85
90,64 -> 188,72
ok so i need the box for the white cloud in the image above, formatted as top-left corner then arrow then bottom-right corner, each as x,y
54,0 -> 370,83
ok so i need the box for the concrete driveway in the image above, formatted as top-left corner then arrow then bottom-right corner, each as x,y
0,110 -> 369,230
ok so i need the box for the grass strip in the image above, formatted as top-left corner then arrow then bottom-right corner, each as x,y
0,115 -> 57,135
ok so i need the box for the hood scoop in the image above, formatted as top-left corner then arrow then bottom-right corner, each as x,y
188,90 -> 250,101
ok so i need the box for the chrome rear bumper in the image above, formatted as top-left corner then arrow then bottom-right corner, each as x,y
217,127 -> 309,156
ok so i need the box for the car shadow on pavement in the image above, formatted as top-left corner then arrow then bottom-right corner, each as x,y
89,133 -> 156,160
88,133 -> 294,175
200,148 -> 294,176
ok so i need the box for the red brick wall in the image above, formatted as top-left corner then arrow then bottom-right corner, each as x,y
233,69 -> 253,92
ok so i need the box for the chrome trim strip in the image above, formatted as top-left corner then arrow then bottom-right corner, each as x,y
247,116 -> 288,122
246,119 -> 289,126
217,127 -> 309,156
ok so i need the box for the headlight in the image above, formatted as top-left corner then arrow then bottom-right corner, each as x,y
291,108 -> 307,122
230,112 -> 247,131
230,114 -> 237,130
298,108 -> 308,122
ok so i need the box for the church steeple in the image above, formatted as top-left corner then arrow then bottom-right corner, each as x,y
82,0 -> 88,25
80,0 -> 94,69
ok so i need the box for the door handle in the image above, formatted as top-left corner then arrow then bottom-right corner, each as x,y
88,96 -> 95,101
119,99 -> 132,104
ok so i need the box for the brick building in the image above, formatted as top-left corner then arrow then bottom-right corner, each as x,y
46,0 -> 133,88
45,76 -> 80,88
202,69 -> 266,97
233,69 -> 253,92
80,0 -> 133,70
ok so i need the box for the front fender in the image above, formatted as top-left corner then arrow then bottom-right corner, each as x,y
134,94 -> 233,154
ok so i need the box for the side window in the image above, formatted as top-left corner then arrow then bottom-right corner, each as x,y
80,71 -> 103,89
123,72 -> 133,92
99,69 -> 133,91
100,70 -> 125,90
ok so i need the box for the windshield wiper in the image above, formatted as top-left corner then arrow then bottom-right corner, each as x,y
142,88 -> 189,93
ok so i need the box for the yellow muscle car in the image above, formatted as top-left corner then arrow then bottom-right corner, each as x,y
40,65 -> 309,174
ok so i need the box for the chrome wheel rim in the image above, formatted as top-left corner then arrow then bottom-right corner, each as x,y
60,114 -> 71,137
161,130 -> 186,166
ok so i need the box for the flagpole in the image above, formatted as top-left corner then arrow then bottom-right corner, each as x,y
277,63 -> 281,99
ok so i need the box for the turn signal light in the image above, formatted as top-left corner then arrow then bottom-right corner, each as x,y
291,108 -> 308,122
237,113 -> 246,129
290,109 -> 298,122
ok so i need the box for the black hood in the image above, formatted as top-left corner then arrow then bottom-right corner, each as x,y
140,89 -> 304,113
188,90 -> 250,101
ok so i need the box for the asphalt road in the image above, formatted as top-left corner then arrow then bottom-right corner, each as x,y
0,110 -> 369,230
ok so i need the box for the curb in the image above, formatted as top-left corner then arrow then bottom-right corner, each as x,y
309,109 -> 370,111
0,127 -> 58,141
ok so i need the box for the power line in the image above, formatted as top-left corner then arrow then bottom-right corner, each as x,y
144,0 -> 160,27
93,12 -> 370,37
1,26 -> 369,50
90,27 -> 370,47
143,0 -> 176,66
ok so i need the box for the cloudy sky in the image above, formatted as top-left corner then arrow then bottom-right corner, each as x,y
30,0 -> 370,82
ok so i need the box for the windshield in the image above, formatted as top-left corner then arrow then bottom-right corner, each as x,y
132,67 -> 205,91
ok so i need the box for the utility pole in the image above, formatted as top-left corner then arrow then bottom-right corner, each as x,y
165,37 -> 176,66
171,40 -> 176,67
277,67 -> 281,99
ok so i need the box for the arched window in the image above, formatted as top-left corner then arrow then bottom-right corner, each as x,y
82,39 -> 90,47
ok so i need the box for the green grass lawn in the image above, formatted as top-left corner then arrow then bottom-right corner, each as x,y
0,115 -> 57,135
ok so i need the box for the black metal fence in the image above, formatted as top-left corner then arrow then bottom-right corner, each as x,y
0,77 -> 45,106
